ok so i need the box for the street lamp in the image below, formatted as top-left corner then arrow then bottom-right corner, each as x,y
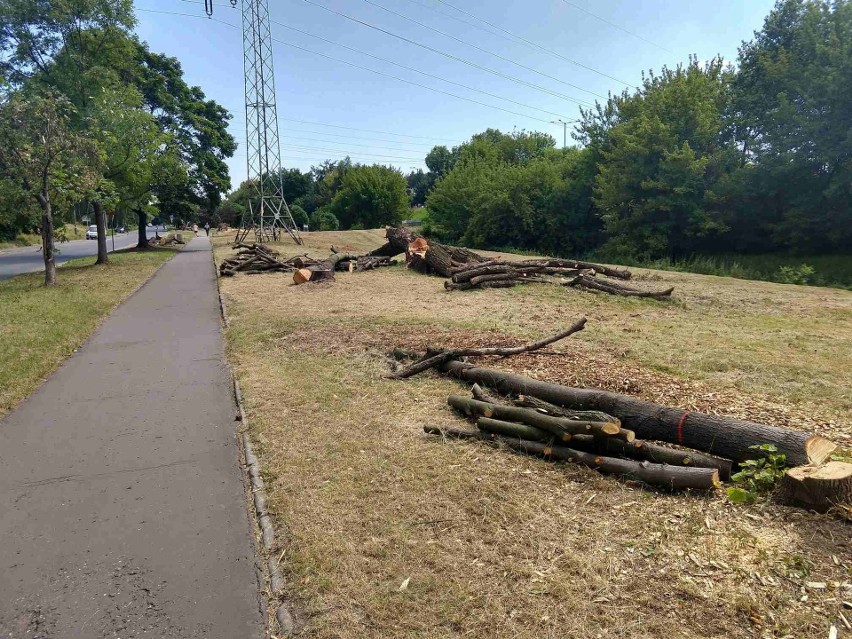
551,119 -> 568,150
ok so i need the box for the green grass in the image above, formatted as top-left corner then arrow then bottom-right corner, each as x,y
0,249 -> 177,414
596,253 -> 852,290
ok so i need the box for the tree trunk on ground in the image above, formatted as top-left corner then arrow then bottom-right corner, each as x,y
137,210 -> 149,249
778,462 -> 852,512
93,200 -> 108,265
448,395 -> 621,439
440,362 -> 837,466
36,193 -> 56,286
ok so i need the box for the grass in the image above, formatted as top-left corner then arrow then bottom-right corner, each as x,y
0,248 -> 177,414
592,252 -> 852,290
214,229 -> 852,638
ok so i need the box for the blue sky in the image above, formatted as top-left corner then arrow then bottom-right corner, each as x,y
133,0 -> 776,190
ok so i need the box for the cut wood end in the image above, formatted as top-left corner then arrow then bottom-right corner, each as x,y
544,447 -> 552,456
293,268 -> 312,284
711,470 -> 721,488
786,461 -> 852,482
562,433 -> 572,442
483,408 -> 493,418
602,423 -> 621,436
805,436 -> 839,465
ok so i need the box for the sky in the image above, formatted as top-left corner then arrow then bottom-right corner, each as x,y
133,0 -> 777,190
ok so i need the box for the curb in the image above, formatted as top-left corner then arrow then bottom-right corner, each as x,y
211,239 -> 295,637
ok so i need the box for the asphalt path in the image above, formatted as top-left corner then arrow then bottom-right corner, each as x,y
0,226 -> 170,281
0,236 -> 263,637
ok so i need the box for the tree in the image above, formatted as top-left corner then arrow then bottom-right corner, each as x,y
329,164 -> 410,229
729,0 -> 852,252
582,58 -> 736,258
309,208 -> 339,231
0,92 -> 100,284
406,169 -> 432,207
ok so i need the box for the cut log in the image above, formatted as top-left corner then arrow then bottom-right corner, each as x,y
515,395 -> 618,424
423,425 -> 487,440
439,362 -> 837,466
423,426 -> 718,489
471,383 -> 507,405
448,395 -> 621,439
568,434 -> 733,480
778,462 -> 852,512
476,417 -> 554,442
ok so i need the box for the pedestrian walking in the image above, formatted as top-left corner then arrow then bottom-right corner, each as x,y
204,222 -> 210,236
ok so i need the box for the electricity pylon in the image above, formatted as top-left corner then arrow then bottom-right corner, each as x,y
231,0 -> 302,245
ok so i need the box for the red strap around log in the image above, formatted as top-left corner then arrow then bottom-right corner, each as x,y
677,411 -> 690,445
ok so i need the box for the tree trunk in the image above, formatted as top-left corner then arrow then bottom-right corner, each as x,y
514,395 -> 618,424
137,209 -> 149,249
36,193 -> 56,286
93,200 -> 108,265
778,462 -> 852,512
440,362 -> 837,466
448,395 -> 621,439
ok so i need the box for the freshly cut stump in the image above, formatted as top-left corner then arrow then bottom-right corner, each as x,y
779,462 -> 852,512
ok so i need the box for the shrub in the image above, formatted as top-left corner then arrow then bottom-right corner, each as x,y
309,208 -> 339,231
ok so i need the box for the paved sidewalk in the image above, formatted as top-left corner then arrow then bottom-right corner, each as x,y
0,237 -> 263,638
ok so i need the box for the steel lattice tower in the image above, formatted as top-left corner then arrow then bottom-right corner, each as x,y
238,0 -> 302,245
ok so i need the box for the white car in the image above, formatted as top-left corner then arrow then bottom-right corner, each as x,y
86,225 -> 98,240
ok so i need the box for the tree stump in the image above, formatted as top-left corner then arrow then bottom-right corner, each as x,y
778,462 -> 852,512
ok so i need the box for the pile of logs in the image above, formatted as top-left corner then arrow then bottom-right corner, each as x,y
219,243 -> 302,276
427,389 -> 728,490
373,226 -> 674,299
393,322 -> 846,501
219,243 -> 397,282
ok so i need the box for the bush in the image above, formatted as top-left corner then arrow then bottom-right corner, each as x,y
288,204 -> 309,228
309,208 -> 339,231
775,264 -> 815,285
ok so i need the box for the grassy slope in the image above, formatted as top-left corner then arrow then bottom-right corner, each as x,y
215,230 -> 852,639
0,249 -> 176,414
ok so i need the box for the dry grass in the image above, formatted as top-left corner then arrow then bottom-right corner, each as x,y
215,230 -> 852,639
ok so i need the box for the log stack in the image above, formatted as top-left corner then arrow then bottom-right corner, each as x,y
373,226 -> 674,299
219,243 -> 310,276
445,259 -> 673,299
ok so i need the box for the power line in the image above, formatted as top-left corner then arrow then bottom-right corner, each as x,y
560,1 -> 673,53
271,37 -> 571,125
269,19 -> 588,113
137,6 -> 575,125
280,145 -> 424,161
433,0 -> 630,86
300,0 -> 594,105
358,0 -> 604,100
227,125 -> 447,148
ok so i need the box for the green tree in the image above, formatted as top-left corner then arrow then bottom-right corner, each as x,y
584,57 -> 736,258
0,92 -> 100,284
729,0 -> 852,252
309,208 -> 339,231
329,164 -> 410,229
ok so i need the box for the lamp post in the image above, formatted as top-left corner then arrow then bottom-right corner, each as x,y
551,119 -> 568,149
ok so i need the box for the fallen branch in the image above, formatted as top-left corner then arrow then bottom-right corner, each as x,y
390,318 -> 587,379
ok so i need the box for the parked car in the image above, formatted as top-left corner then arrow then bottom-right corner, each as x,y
86,224 -> 98,240
117,226 -> 127,233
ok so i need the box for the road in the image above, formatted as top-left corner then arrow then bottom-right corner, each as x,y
0,236 -> 263,637
0,226 -> 175,281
